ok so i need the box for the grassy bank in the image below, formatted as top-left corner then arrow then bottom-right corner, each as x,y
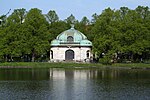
0,62 -> 104,68
0,62 -> 150,69
111,63 -> 150,68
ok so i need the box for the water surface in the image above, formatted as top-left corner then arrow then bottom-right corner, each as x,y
0,68 -> 149,100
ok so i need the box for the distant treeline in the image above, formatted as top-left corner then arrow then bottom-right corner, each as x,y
0,6 -> 150,63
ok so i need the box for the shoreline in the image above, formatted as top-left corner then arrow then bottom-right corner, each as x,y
0,66 -> 149,70
0,62 -> 150,69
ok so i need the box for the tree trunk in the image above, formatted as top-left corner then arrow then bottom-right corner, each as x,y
4,55 -> 8,62
31,50 -> 35,62
32,54 -> 35,62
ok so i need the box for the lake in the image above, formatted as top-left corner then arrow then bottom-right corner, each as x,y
0,68 -> 150,100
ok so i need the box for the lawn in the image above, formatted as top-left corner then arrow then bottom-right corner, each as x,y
0,62 -> 150,69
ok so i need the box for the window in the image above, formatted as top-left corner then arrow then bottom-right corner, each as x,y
86,50 -> 90,58
67,36 -> 73,42
50,50 -> 53,59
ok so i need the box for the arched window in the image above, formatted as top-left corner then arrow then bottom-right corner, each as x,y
50,50 -> 53,59
67,36 -> 73,42
86,50 -> 90,58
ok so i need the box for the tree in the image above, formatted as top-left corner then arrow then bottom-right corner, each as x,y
91,13 -> 99,24
49,20 -> 69,41
0,8 -> 27,61
24,8 -> 49,62
65,14 -> 77,24
46,10 -> 59,24
80,16 -> 90,25
0,6 -> 150,63
0,9 -> 11,26
92,8 -> 117,63
136,6 -> 150,20
92,6 -> 150,63
0,15 -> 6,26
75,16 -> 93,41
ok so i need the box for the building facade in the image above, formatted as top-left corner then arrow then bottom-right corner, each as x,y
50,25 -> 92,62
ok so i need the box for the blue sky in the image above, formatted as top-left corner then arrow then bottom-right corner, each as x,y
0,0 -> 150,20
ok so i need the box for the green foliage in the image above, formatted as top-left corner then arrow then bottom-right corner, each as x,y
65,14 -> 77,24
99,56 -> 112,65
0,6 -> 150,64
49,21 -> 69,41
24,8 -> 49,62
46,10 -> 59,23
75,16 -> 93,41
92,6 -> 150,64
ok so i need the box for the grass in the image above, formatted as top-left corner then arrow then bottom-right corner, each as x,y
0,62 -> 104,68
111,63 -> 150,68
0,62 -> 150,69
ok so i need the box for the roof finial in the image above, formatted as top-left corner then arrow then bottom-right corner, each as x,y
71,24 -> 74,29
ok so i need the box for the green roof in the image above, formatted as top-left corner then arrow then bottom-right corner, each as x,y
51,26 -> 92,47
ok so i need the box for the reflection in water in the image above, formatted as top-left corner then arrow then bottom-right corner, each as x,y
0,68 -> 150,100
0,68 -> 50,80
49,68 -> 150,80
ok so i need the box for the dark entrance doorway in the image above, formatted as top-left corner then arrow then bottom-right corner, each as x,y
65,50 -> 74,61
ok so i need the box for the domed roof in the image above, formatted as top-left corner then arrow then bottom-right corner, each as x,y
51,25 -> 92,47
80,40 -> 92,46
56,25 -> 87,42
51,39 -> 60,45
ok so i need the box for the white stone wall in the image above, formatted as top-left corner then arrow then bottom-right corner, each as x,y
50,46 -> 92,62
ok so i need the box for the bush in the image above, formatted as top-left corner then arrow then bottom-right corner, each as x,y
99,56 -> 112,65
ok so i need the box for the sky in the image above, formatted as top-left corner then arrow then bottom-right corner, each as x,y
0,0 -> 150,21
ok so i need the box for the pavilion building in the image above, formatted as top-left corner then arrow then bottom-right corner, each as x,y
50,25 -> 92,62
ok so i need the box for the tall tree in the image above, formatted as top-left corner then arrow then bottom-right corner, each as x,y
91,13 -> 99,24
80,16 -> 90,25
92,8 -> 122,63
92,6 -> 150,63
49,21 -> 69,41
24,8 -> 49,62
46,10 -> 59,24
75,16 -> 93,41
0,8 -> 27,61
65,14 -> 77,24
0,9 -> 11,26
